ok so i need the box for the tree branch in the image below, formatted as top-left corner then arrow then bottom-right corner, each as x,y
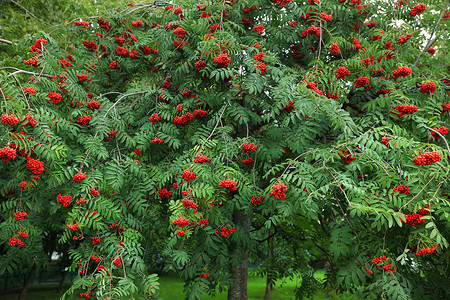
103,91 -> 148,118
0,67 -> 53,78
10,0 -> 52,26
0,38 -> 13,45
125,1 -> 176,15
413,0 -> 450,66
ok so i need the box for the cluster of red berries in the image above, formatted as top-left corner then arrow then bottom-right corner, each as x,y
149,113 -> 160,123
283,100 -> 295,112
74,20 -> 89,29
443,102 -> 450,112
130,19 -> 143,26
1,114 -> 20,125
20,181 -> 32,192
113,257 -> 122,267
214,53 -> 231,68
76,198 -> 87,205
8,237 -> 24,247
413,151 -> 441,165
173,217 -> 191,227
82,40 -> 98,50
402,213 -> 425,226
73,172 -> 87,183
252,24 -> 265,35
110,61 -> 120,69
241,158 -> 254,165
174,112 -> 194,125
26,157 -> 44,174
58,194 -> 73,207
48,92 -> 62,104
192,110 -> 208,119
242,142 -> 257,153
392,66 -> 412,79
173,38 -> 187,50
87,100 -> 100,110
301,25 -> 321,38
420,82 -> 436,94
216,226 -> 236,238
14,211 -> 29,220
414,244 -> 437,256
181,169 -> 196,183
426,47 -> 436,55
67,223 -> 79,231
22,116 -> 37,127
335,66 -> 350,79
251,195 -> 265,205
29,39 -> 47,53
338,149 -> 356,164
392,185 -> 410,196
355,76 -> 370,88
397,33 -> 413,44
198,218 -> 209,227
219,179 -> 237,192
77,116 -> 92,126
352,38 -> 362,52
181,90 -> 194,98
194,154 -> 211,163
90,188 -> 100,196
304,81 -> 323,95
152,137 -> 164,144
417,204 -> 430,216
392,104 -> 418,118
320,12 -> 332,22
195,60 -> 207,71
370,256 -> 397,276
90,256 -> 101,262
76,74 -> 88,82
410,3 -> 426,16
24,57 -> 39,67
158,188 -> 171,200
269,183 -> 288,199
430,126 -> 448,139
0,147 -> 16,161
23,86 -> 37,97
91,237 -> 101,245
97,17 -> 110,30
380,137 -> 390,147
182,198 -> 198,209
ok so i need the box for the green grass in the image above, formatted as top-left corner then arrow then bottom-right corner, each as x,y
0,270 -> 361,300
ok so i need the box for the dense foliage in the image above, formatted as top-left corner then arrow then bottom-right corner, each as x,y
1,0 -> 449,299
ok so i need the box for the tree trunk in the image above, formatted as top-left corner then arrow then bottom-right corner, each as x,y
18,262 -> 37,300
228,209 -> 250,300
264,228 -> 274,300
57,270 -> 68,293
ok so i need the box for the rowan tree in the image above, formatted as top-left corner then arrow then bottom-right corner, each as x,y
0,0 -> 449,300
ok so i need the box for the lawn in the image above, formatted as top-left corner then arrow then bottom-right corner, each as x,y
0,270 -> 361,300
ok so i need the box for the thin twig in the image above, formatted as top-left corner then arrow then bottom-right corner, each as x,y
103,91 -> 148,118
413,0 -> 450,66
399,171 -> 439,211
324,165 -> 354,208
10,74 -> 31,111
423,125 -> 450,153
125,1 -> 174,15
200,103 -> 228,149
10,0 -> 51,26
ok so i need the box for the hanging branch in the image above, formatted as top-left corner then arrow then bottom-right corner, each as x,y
413,0 -> 450,66
10,0 -> 51,26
